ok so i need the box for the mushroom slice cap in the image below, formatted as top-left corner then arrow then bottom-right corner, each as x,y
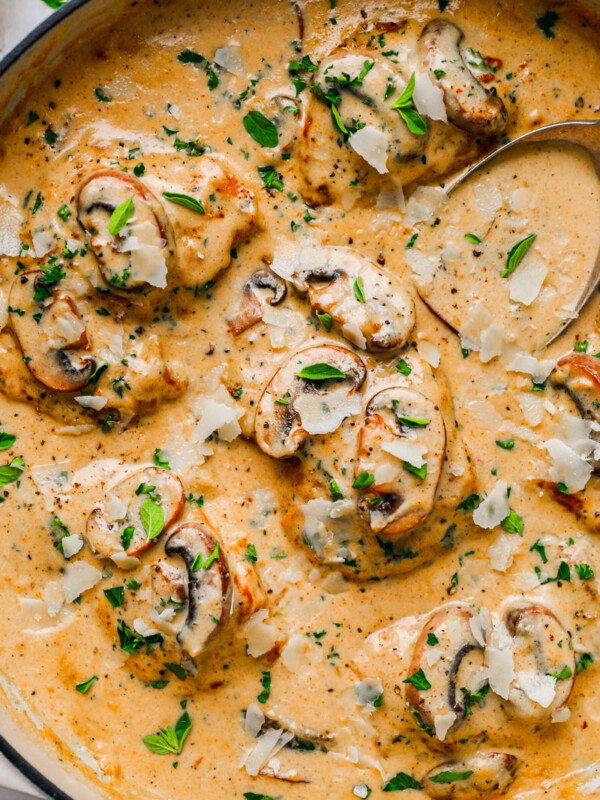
265,93 -> 302,153
164,522 -> 232,658
275,246 -> 415,352
423,752 -> 520,799
406,604 -> 487,738
255,344 -> 367,458
553,353 -> 600,426
77,169 -> 174,292
419,19 -> 507,136
9,271 -> 96,392
502,604 -> 575,721
228,267 -> 288,336
86,466 -> 184,558
356,386 -> 445,535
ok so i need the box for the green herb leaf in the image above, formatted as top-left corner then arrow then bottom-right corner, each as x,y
140,497 -> 165,542
397,415 -> 430,428
382,772 -> 423,792
465,233 -> 482,244
529,539 -> 548,564
575,563 -> 594,580
353,471 -> 375,490
244,543 -> 258,563
143,711 -> 192,756
402,668 -> 431,690
536,10 -> 559,38
257,670 -> 271,703
501,233 -> 536,277
162,192 -> 205,215
104,586 -> 125,608
501,509 -> 524,535
75,676 -> 98,694
403,462 -> 427,480
0,456 -> 25,487
430,770 -> 474,785
396,358 -> 412,376
120,526 -> 135,550
153,448 -> 171,470
297,363 -> 346,381
191,540 -> 220,571
315,310 -> 333,331
426,633 -> 439,646
496,439 -> 515,450
243,110 -> 279,148
164,662 -> 187,680
354,276 -> 366,303
108,197 -> 134,237
548,665 -> 573,680
0,432 -> 16,451
576,652 -> 594,673
574,339 -> 589,353
243,794 -> 277,800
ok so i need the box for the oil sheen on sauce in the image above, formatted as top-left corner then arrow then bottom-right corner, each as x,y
0,0 -> 599,798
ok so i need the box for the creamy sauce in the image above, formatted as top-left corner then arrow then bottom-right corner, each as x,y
0,1 -> 599,798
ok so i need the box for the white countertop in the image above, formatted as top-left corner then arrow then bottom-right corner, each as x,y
0,3 -> 58,791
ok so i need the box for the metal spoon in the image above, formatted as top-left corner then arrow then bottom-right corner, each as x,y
445,119 -> 600,346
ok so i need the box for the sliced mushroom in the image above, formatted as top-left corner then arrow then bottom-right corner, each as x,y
418,19 -> 507,136
406,604 -> 488,739
86,467 -> 184,558
260,714 -> 334,752
9,271 -> 96,392
552,353 -> 600,428
228,267 -> 288,336
164,522 -> 232,658
356,387 -> 445,535
77,169 -> 174,292
255,344 -> 367,458
423,752 -> 521,799
272,245 -> 415,352
502,604 -> 575,722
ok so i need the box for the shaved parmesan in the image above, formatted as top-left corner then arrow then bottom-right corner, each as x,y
474,181 -> 502,223
382,439 -> 427,469
505,352 -> 556,383
518,392 -> 546,427
472,480 -> 509,530
349,125 -> 389,174
75,395 -> 108,411
509,257 -> 547,306
516,671 -> 556,708
281,632 -> 309,673
61,535 -> 84,559
544,438 -> 593,492
193,388 -> 244,450
110,552 -> 140,570
244,609 -> 278,658
104,492 -> 128,523
0,289 -> 7,331
0,201 -> 21,257
487,533 -> 516,572
243,728 -> 294,776
405,248 -> 436,283
469,608 -> 490,647
244,703 -> 265,737
341,321 -> 367,350
552,706 -> 571,723
294,386 -> 362,435
485,646 -> 515,699
509,187 -> 536,213
61,561 -> 102,603
214,45 -> 244,75
479,323 -> 505,363
32,227 -> 56,258
413,72 -> 447,122
121,220 -> 168,288
434,711 -> 456,741
418,340 -> 440,368
405,186 -> 444,226
354,678 -> 383,711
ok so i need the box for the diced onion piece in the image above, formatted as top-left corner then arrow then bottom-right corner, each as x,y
348,125 -> 389,174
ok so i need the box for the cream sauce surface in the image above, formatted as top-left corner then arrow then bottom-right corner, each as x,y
0,1 -> 599,799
